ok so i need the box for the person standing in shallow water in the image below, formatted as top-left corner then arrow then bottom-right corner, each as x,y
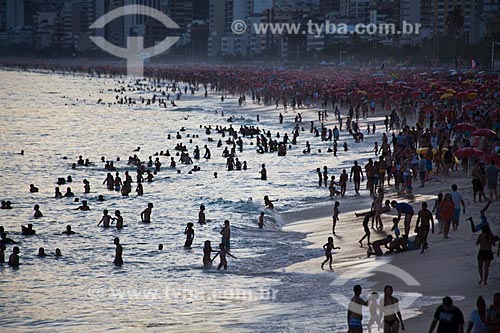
258,212 -> 264,229
97,209 -> 112,228
212,242 -> 236,270
220,220 -> 231,250
114,237 -> 123,266
141,203 -> 153,223
33,204 -> 43,219
184,223 -> 194,248
203,240 -> 213,268
8,246 -> 20,268
260,164 -> 267,180
113,210 -> 123,229
198,205 -> 206,225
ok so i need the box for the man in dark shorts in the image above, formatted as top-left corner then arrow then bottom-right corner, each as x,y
367,235 -> 393,257
347,285 -> 368,333
429,296 -> 464,333
378,155 -> 387,189
350,161 -> 364,195
391,201 -> 414,237
486,159 -> 499,200
364,159 -> 377,196
359,211 -> 374,247
415,202 -> 434,254
418,154 -> 427,187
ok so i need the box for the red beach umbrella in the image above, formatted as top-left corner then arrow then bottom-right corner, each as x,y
471,129 -> 497,137
454,147 -> 484,158
454,123 -> 476,132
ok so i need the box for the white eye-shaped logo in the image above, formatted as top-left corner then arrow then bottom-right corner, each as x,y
90,5 -> 180,77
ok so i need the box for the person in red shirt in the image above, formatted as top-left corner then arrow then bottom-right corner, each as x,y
439,193 -> 455,239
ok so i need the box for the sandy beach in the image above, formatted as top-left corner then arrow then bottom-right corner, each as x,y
276,109 -> 500,332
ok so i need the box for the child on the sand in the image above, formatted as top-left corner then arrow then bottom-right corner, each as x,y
321,237 -> 340,271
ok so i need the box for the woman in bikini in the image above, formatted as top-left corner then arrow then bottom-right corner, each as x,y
382,285 -> 405,333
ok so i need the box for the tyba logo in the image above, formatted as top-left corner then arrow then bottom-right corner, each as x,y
90,5 -> 180,77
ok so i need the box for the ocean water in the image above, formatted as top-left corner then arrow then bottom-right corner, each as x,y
0,69 -> 416,332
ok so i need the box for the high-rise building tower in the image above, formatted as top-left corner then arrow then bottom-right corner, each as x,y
6,0 -> 24,30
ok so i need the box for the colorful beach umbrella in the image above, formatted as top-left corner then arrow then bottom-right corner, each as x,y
440,93 -> 454,100
454,123 -> 476,132
471,128 -> 497,137
454,147 -> 483,158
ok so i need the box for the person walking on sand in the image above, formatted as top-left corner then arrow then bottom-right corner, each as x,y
359,211 -> 375,247
487,292 -> 500,330
486,160 -> 499,201
415,202 -> 434,254
348,285 -> 368,333
450,184 -> 466,231
321,236 -> 340,271
430,297 -> 464,333
382,285 -> 405,333
432,193 -> 444,234
332,201 -> 340,235
466,296 -> 488,333
391,201 -> 414,237
476,225 -> 498,286
440,193 -> 455,239
350,161 -> 364,196
340,169 -> 349,197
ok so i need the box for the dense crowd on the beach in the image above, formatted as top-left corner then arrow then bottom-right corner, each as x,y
1,63 -> 500,332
